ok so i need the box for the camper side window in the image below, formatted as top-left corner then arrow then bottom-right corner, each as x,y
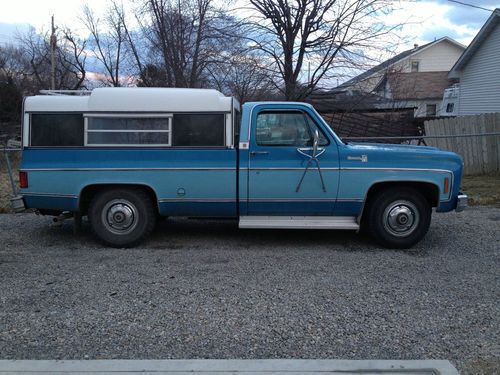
84,114 -> 225,147
173,113 -> 225,147
86,117 -> 172,146
30,113 -> 84,147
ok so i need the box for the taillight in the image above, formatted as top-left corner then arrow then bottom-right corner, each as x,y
444,177 -> 449,194
19,171 -> 28,189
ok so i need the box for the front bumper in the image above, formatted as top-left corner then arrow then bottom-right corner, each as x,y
456,193 -> 468,212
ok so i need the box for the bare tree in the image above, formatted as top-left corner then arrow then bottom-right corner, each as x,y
112,1 -> 146,84
14,27 -> 87,92
246,0 -> 401,100
59,29 -> 87,90
206,52 -> 276,103
82,4 -> 128,86
134,0 -> 240,88
0,46 -> 23,123
141,0 -> 212,87
17,27 -> 51,90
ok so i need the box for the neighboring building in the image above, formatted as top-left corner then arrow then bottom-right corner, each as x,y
440,84 -> 460,117
448,9 -> 500,116
336,37 -> 466,117
372,71 -> 452,117
307,90 -> 421,140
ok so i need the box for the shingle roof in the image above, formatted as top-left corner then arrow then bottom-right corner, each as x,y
306,89 -> 414,112
337,37 -> 464,89
377,71 -> 452,100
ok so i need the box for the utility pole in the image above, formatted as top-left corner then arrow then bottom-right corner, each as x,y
50,15 -> 56,90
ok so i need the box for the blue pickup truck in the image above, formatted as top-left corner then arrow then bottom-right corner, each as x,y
15,88 -> 467,248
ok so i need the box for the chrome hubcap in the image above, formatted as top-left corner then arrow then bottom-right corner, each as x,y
102,199 -> 138,235
383,200 -> 419,237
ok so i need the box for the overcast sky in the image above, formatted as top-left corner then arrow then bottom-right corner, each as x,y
0,0 -> 498,51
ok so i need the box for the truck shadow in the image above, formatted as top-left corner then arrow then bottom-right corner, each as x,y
49,217 -> 429,255
151,218 -> 417,254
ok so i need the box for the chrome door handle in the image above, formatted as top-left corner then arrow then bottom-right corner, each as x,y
250,151 -> 269,156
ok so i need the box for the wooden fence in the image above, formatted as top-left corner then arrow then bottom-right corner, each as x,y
425,113 -> 500,175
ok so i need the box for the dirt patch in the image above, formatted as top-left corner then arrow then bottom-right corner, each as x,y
461,174 -> 500,207
462,357 -> 500,375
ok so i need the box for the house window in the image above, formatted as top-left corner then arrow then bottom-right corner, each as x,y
411,60 -> 419,72
30,113 -> 84,147
86,116 -> 172,146
172,113 -> 225,147
426,104 -> 437,117
446,103 -> 455,113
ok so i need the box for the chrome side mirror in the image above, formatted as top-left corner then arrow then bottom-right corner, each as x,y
313,129 -> 320,156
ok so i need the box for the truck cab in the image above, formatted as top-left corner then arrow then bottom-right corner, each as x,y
17,88 -> 467,249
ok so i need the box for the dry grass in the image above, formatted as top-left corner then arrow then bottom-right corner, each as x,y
0,152 -> 20,213
461,174 -> 500,208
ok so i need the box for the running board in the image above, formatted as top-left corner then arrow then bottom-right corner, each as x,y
239,216 -> 359,230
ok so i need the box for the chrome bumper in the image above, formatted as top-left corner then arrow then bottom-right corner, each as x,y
10,195 -> 26,213
456,193 -> 468,212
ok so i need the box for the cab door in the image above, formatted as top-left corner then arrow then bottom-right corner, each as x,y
246,106 -> 339,215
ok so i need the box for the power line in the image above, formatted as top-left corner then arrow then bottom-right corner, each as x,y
447,0 -> 495,12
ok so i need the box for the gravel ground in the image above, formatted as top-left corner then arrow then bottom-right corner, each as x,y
0,207 -> 499,374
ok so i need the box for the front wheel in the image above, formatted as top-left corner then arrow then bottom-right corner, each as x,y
365,187 -> 431,249
89,188 -> 156,248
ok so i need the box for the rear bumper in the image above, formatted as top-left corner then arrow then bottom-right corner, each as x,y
10,195 -> 26,213
456,193 -> 468,212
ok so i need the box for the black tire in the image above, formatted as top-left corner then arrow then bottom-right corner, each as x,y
364,187 -> 431,249
88,188 -> 156,248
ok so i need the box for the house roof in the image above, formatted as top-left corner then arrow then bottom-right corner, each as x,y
375,71 -> 452,100
306,89 -> 415,112
449,9 -> 500,79
337,37 -> 465,89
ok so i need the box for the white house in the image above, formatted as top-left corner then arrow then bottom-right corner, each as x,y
448,9 -> 500,116
337,37 -> 466,117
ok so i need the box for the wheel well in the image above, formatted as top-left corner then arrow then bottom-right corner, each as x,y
364,181 -> 440,213
79,184 -> 159,215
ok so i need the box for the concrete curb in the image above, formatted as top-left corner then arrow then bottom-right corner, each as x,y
0,359 -> 459,374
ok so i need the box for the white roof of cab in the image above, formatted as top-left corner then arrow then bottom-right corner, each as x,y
24,87 -> 234,113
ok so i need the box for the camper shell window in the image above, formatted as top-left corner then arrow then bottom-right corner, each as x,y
30,113 -> 84,147
27,112 -> 228,148
172,113 -> 225,147
86,116 -> 172,146
85,113 -> 226,147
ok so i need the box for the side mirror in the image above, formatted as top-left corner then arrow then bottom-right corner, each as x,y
313,129 -> 320,156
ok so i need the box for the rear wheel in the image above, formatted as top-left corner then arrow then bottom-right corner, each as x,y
89,188 -> 156,248
365,187 -> 431,249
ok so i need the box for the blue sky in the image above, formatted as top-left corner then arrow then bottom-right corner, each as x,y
417,0 -> 498,43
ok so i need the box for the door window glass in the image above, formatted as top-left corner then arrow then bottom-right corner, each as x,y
255,111 -> 328,147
